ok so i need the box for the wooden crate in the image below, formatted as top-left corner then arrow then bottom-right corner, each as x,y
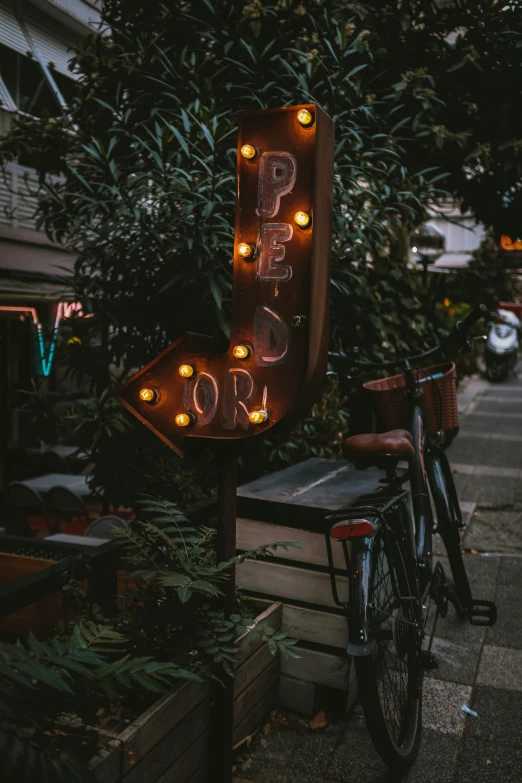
0,552 -> 64,637
90,601 -> 282,783
235,459 -> 390,715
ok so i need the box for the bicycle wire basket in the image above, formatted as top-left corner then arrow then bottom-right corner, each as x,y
362,362 -> 458,435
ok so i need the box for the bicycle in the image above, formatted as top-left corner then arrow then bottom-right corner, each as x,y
325,304 -> 497,772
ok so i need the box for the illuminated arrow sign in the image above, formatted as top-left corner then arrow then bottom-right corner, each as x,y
117,104 -> 335,457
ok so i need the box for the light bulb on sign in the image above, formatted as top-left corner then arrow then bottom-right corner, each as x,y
139,387 -> 157,403
297,109 -> 313,127
175,413 -> 192,427
178,364 -> 194,378
249,409 -> 267,425
232,344 -> 251,360
241,144 -> 258,160
294,211 -> 311,229
238,242 -> 254,259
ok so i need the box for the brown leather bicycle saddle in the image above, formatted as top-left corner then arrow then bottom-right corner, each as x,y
343,429 -> 414,461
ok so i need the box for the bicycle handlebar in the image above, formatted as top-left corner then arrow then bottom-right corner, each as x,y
329,303 -> 488,373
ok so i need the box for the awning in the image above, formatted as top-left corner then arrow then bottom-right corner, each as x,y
0,239 -> 75,276
432,252 -> 473,269
0,1 -> 80,79
0,275 -> 72,302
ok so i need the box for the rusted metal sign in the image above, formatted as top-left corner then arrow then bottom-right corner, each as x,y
117,104 -> 335,457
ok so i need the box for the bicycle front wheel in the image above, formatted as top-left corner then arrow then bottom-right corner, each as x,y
353,524 -> 422,772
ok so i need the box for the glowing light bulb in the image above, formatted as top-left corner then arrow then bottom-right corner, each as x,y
412,246 -> 418,253
241,144 -> 257,160
139,388 -> 157,403
297,109 -> 313,127
175,413 -> 192,427
179,364 -> 194,378
249,409 -> 267,425
294,211 -> 311,228
238,242 -> 254,258
232,344 -> 250,360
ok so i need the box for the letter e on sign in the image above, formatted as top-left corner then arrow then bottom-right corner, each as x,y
116,104 -> 335,457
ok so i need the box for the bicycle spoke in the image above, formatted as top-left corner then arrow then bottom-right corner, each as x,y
369,539 -> 414,747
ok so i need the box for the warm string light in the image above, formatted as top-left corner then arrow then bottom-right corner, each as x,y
178,364 -> 194,378
297,109 -> 313,127
241,143 -> 258,160
232,344 -> 251,359
294,211 -> 311,228
249,409 -> 267,425
238,242 -> 254,258
175,413 -> 192,427
139,387 -> 157,403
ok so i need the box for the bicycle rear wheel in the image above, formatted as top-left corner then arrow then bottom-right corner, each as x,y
353,522 -> 422,771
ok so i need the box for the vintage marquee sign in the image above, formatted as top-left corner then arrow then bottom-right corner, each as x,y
117,104 -> 335,457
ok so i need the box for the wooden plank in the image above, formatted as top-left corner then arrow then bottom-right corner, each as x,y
237,458 -> 389,530
92,603 -> 279,780
91,738 -> 123,783
0,553 -> 55,586
118,682 -> 209,777
232,679 -> 279,747
280,645 -> 350,690
282,603 -> 348,649
233,657 -> 279,729
234,640 -> 276,699
0,553 -> 64,636
235,600 -> 282,664
155,728 -> 208,783
237,559 -> 348,609
185,765 -> 208,783
237,518 -> 347,569
123,698 -> 209,783
279,675 -> 317,716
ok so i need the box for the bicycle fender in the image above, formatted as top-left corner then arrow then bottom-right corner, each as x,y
347,536 -> 378,656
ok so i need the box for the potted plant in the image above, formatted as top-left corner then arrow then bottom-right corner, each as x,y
0,499 -> 297,782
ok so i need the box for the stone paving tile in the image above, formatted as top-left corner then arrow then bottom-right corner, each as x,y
492,416 -> 522,436
422,678 -> 471,735
476,440 -> 522,469
324,727 -> 459,783
458,414 -> 492,432
428,634 -> 482,686
474,400 -> 522,414
456,475 -> 517,507
236,762 -> 322,783
323,726 -> 396,783
447,440 -> 489,465
477,645 -> 522,692
455,738 -> 522,783
290,722 -> 345,777
463,509 -> 522,553
239,723 -> 344,783
487,559 -> 522,649
466,685 -> 522,746
437,553 -> 500,602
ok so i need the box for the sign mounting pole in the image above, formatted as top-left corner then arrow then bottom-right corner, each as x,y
117,103 -> 335,783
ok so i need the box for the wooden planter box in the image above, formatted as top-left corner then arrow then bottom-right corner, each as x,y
90,601 -> 282,783
0,552 -> 63,637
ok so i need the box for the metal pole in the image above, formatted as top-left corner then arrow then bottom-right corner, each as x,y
211,441 -> 240,783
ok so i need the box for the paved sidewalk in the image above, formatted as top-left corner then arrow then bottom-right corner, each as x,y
235,373 -> 522,783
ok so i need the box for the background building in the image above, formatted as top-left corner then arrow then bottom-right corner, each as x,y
0,0 -> 99,484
